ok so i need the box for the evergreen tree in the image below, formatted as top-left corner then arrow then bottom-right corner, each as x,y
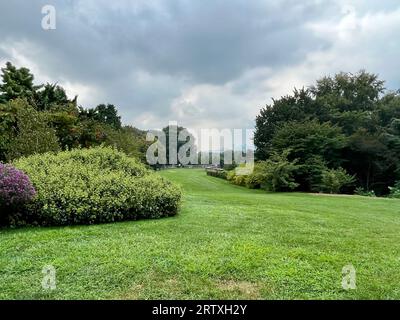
0,62 -> 41,103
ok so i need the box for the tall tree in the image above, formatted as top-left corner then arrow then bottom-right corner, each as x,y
254,88 -> 314,160
80,104 -> 122,129
35,83 -> 77,111
0,62 -> 41,103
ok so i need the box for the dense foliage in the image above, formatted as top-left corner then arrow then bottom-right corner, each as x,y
254,71 -> 400,195
13,147 -> 181,226
4,99 -> 60,161
226,151 -> 299,191
319,168 -> 356,194
0,62 -> 148,162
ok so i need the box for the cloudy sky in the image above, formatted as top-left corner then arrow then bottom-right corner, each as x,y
0,0 -> 399,133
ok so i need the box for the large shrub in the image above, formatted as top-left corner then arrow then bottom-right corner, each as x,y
13,147 -> 181,226
0,163 -> 36,225
226,168 -> 248,187
247,151 -> 299,192
225,152 -> 299,192
319,168 -> 355,194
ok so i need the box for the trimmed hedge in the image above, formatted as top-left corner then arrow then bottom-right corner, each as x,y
13,147 -> 181,226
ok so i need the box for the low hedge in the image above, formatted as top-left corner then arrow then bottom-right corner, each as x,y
206,168 -> 227,179
13,147 -> 181,226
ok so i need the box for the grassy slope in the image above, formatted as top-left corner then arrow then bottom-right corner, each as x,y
1,168 -> 400,299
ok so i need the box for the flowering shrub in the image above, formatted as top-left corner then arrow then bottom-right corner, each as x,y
0,163 -> 36,225
0,163 -> 36,207
14,147 -> 181,226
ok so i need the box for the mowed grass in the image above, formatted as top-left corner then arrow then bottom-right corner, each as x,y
1,169 -> 400,299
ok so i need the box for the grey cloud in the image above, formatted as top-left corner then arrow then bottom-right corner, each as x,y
0,0 -> 399,130
0,0 -> 334,84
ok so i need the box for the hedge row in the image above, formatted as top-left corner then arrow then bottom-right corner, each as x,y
206,168 -> 227,179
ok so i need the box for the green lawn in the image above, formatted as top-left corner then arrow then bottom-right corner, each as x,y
1,168 -> 400,299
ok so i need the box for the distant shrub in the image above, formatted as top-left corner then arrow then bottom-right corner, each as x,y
13,147 -> 181,226
226,152 -> 299,192
244,170 -> 263,189
226,168 -> 247,187
388,182 -> 400,198
246,151 -> 300,191
231,174 -> 248,187
206,168 -> 227,179
319,167 -> 355,194
354,187 -> 376,197
223,163 -> 237,171
0,163 -> 36,225
226,170 -> 235,181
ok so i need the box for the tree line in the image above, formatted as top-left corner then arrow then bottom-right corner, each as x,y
0,62 -> 149,162
2,62 -> 399,195
254,71 -> 400,195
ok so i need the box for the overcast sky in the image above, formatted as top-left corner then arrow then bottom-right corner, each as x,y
0,0 -> 399,133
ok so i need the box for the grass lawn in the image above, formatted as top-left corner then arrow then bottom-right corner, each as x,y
1,168 -> 400,299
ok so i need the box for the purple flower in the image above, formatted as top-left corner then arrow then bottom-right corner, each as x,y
0,163 -> 36,208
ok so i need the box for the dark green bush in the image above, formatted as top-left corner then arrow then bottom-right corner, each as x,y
354,187 -> 376,197
13,147 -> 181,226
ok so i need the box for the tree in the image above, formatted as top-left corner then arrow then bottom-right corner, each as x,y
271,120 -> 346,167
254,88 -> 313,160
0,62 -> 41,103
103,125 -> 150,163
310,71 -> 385,135
80,104 -> 122,129
254,70 -> 399,194
35,83 -> 77,111
46,107 -> 81,150
5,99 -> 60,160
345,129 -> 393,192
310,71 -> 385,113
0,101 -> 19,161
255,71 -> 386,160
0,62 -> 151,162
